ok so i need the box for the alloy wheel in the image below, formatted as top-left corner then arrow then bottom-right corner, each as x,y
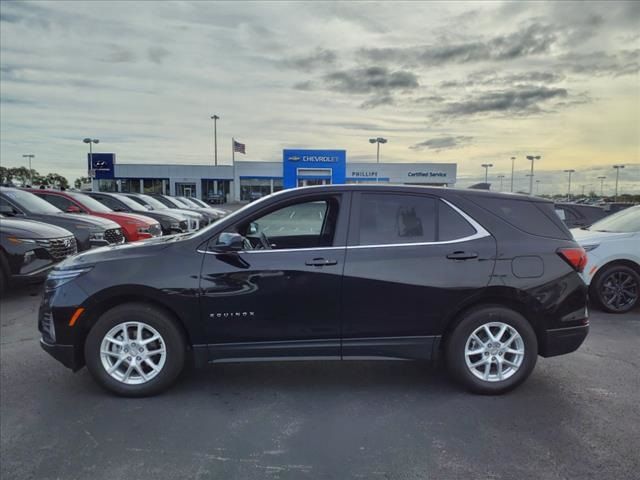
464,322 -> 525,382
100,322 -> 167,385
600,271 -> 638,312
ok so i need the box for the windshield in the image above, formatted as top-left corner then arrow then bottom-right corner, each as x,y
138,194 -> 169,210
112,193 -> 148,212
177,196 -> 200,207
66,192 -> 113,213
159,195 -> 180,208
189,198 -> 209,208
3,189 -> 62,214
587,206 -> 640,233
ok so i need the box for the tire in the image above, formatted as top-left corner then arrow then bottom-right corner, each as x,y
446,305 -> 538,395
590,264 -> 639,314
84,303 -> 186,397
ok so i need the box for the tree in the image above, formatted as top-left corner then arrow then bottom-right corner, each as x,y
7,167 -> 39,186
74,176 -> 91,189
45,173 -> 70,190
0,166 -> 11,184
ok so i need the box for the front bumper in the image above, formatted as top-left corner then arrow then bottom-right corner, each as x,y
40,339 -> 83,371
539,324 -> 589,357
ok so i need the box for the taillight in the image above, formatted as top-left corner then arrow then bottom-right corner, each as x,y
557,247 -> 587,273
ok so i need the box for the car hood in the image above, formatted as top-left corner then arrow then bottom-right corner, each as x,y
37,212 -> 121,230
0,218 -> 73,238
102,211 -> 159,225
58,232 -> 192,268
570,228 -> 636,244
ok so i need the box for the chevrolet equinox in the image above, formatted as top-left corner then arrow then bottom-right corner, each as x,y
39,185 -> 589,396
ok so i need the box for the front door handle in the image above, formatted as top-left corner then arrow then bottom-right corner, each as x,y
446,251 -> 478,260
305,258 -> 338,267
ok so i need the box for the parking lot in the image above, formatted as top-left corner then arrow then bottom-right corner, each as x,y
0,286 -> 638,480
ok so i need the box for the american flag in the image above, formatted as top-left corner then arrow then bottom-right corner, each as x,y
233,140 -> 246,154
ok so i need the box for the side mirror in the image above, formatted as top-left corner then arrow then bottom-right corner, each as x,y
66,205 -> 82,213
214,232 -> 246,251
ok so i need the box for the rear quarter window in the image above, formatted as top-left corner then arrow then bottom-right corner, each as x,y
474,197 -> 571,239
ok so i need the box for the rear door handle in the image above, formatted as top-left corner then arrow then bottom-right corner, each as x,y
446,251 -> 478,260
305,258 -> 338,267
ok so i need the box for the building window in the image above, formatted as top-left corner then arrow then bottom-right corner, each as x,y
119,179 -> 141,193
202,179 -> 231,203
143,179 -> 167,194
240,178 -> 271,201
97,179 -> 118,192
273,179 -> 284,192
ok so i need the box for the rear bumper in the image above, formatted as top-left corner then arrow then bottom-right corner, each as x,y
40,339 -> 83,371
539,324 -> 589,357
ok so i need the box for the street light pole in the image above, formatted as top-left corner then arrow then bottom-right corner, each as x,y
613,165 -> 625,201
481,163 -> 493,184
369,137 -> 388,163
510,156 -> 516,193
597,176 -> 606,197
525,155 -> 541,195
83,138 -> 100,190
536,179 -> 541,195
497,174 -> 505,191
564,169 -> 575,201
210,115 -> 219,166
22,154 -> 35,186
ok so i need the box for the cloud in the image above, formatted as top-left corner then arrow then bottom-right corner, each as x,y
560,50 -> 640,77
438,86 -> 569,117
282,48 -> 337,71
147,46 -> 170,65
360,95 -> 394,109
103,44 -> 136,63
440,71 -> 565,89
360,23 -> 557,66
409,136 -> 473,151
323,66 -> 419,94
293,80 -> 314,91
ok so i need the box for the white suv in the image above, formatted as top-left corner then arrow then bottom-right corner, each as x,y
572,205 -> 640,313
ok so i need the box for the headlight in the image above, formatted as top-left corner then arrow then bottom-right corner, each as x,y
89,230 -> 105,241
45,267 -> 93,290
7,237 -> 37,245
583,244 -> 600,252
137,227 -> 150,234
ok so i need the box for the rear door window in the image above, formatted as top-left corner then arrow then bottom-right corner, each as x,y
357,193 -> 436,245
39,194 -> 77,212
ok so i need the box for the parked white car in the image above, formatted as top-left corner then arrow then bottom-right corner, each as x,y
571,205 -> 640,313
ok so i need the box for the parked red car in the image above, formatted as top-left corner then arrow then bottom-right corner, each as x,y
28,189 -> 162,242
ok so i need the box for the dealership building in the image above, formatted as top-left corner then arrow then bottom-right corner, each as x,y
90,150 -> 457,202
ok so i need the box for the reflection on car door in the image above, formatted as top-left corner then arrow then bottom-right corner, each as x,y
341,192 -> 496,360
199,193 -> 350,361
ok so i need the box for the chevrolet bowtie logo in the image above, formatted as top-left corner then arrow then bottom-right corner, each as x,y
288,156 -> 301,162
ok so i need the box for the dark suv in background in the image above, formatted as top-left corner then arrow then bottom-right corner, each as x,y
0,187 -> 124,251
39,185 -> 588,397
0,217 -> 77,292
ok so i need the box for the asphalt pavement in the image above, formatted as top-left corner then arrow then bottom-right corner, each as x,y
1,286 -> 639,480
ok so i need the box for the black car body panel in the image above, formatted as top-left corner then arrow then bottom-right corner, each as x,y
39,185 -> 588,373
0,187 -> 123,251
0,217 -> 77,286
554,203 -> 608,228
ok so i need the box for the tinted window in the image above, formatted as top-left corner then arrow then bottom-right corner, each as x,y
1,189 -> 61,214
94,195 -> 124,211
439,201 -> 476,240
65,192 -> 112,212
476,197 -> 570,239
358,194 -> 436,245
256,201 -> 328,237
40,194 -> 75,211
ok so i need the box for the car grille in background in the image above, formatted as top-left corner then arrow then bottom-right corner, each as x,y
40,310 -> 56,343
149,223 -> 162,237
36,236 -> 78,260
179,220 -> 188,231
105,228 -> 125,244
188,219 -> 199,231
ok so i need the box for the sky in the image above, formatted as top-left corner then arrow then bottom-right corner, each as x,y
0,0 -> 639,194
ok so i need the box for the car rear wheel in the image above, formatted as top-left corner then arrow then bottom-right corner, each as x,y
591,264 -> 639,314
85,303 -> 185,397
446,306 -> 537,395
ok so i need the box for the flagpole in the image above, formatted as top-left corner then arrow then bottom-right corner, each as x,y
232,137 -> 236,202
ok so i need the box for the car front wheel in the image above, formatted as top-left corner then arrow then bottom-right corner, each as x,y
446,306 -> 538,395
84,303 -> 185,397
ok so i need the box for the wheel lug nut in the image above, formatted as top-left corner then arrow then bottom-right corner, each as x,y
139,348 -> 144,352
484,352 -> 489,356
136,356 -> 141,361
492,356 -> 496,361
127,356 -> 132,361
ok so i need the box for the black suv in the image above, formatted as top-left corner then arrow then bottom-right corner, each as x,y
0,187 -> 124,250
39,186 -> 588,397
0,217 -> 77,292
